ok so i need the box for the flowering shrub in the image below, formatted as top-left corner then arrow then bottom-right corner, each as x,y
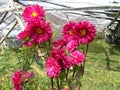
12,4 -> 96,90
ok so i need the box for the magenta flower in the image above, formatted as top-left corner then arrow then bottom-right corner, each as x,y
17,19 -> 52,47
62,21 -> 76,42
46,57 -> 61,78
22,71 -> 34,83
12,70 -> 23,90
25,19 -> 52,43
22,40 -> 36,47
70,50 -> 85,65
51,48 -> 73,69
53,39 -> 67,49
66,40 -> 78,52
75,20 -> 96,44
22,71 -> 34,79
22,4 -> 45,22
51,48 -> 66,60
17,30 -> 30,40
62,88 -> 69,90
63,55 -> 73,68
17,30 -> 36,47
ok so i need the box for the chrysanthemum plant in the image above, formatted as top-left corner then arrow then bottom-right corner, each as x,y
15,4 -> 96,90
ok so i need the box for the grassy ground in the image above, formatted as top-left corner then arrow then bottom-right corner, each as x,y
0,38 -> 120,90
82,39 -> 120,90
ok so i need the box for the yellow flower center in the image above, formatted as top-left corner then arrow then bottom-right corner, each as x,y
80,29 -> 86,36
36,28 -> 43,34
32,12 -> 37,17
68,30 -> 73,35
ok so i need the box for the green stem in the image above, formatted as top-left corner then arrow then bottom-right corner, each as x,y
57,77 -> 60,90
66,69 -> 69,80
83,44 -> 89,66
51,78 -> 54,90
85,44 -> 89,56
82,44 -> 89,76
72,66 -> 76,77
48,40 -> 51,50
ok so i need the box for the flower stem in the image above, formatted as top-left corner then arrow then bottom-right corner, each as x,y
51,78 -> 54,90
82,44 -> 89,76
72,66 -> 76,77
85,44 -> 89,56
66,69 -> 69,80
48,40 -> 51,51
57,77 -> 60,90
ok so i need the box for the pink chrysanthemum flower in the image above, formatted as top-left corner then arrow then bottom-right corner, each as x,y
51,49 -> 65,60
62,21 -> 76,42
51,48 -> 73,68
17,19 -> 52,47
46,57 -> 61,78
22,71 -> 34,83
66,40 -> 78,52
12,70 -> 23,90
75,20 -> 96,44
24,71 -> 34,79
22,4 -> 45,22
25,19 -> 52,43
62,88 -> 69,90
70,50 -> 85,65
22,40 -> 36,47
53,39 -> 67,49
17,30 -> 30,40
63,55 -> 74,68
17,30 -> 36,47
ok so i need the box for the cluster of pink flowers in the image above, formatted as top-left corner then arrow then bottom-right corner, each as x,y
46,39 -> 86,78
46,20 -> 96,78
63,20 -> 96,44
12,70 -> 34,90
18,4 -> 52,47
17,4 -> 96,80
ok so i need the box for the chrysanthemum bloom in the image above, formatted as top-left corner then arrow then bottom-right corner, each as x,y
24,71 -> 34,79
26,19 -> 52,43
63,55 -> 74,68
62,21 -> 76,42
70,50 -> 85,65
22,71 -> 34,83
17,30 -> 36,47
46,57 -> 61,78
17,30 -> 30,40
53,39 -> 67,49
17,19 -> 52,47
66,40 -> 78,52
51,48 -> 73,68
62,88 -> 69,90
22,40 -> 36,47
22,4 -> 45,22
51,49 -> 64,60
12,70 -> 23,90
75,20 -> 96,44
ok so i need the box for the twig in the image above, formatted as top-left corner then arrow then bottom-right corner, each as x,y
0,20 -> 17,45
0,12 -> 8,24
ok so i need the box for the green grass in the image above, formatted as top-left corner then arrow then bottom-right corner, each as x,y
0,39 -> 120,90
82,39 -> 120,90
